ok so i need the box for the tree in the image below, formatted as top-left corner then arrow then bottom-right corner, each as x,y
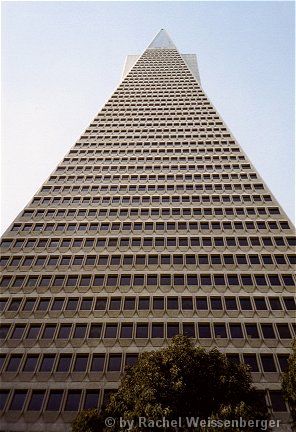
282,340 -> 296,427
72,335 -> 269,432
72,408 -> 105,432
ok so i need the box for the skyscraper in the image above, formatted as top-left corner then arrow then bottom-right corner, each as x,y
0,29 -> 295,432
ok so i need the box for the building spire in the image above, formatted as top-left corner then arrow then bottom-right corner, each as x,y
148,29 -> 176,49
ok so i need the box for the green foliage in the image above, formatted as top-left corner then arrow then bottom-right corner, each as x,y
71,408 -> 105,432
72,336 -> 269,432
282,340 -> 296,427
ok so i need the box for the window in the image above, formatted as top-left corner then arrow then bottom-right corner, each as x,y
214,324 -> 227,338
125,354 -> 138,368
10,390 -> 27,411
183,324 -> 195,338
182,297 -> 193,310
254,298 -> 267,310
229,324 -> 243,338
239,298 -> 252,310
81,298 -> 92,310
89,324 -> 102,339
42,325 -> 56,339
105,325 -> 117,338
152,323 -> 164,338
153,297 -> 164,310
27,390 -> 45,411
211,297 -> 222,310
167,297 -> 178,310
136,324 -> 148,338
243,354 -> 259,372
58,325 -> 71,339
6,355 -> 22,372
138,298 -> 150,310
64,390 -> 81,411
26,325 -> 40,339
261,324 -> 276,339
196,297 -> 208,310
74,355 -> 88,372
277,324 -> 291,339
73,324 -> 87,339
225,297 -> 237,310
120,324 -> 133,338
39,355 -> 55,372
108,355 -> 122,371
57,355 -> 72,372
0,390 -> 9,410
198,324 -> 211,338
261,355 -> 276,372
22,355 -> 38,372
46,390 -> 63,411
277,355 -> 289,372
245,324 -> 259,339
269,391 -> 287,412
94,298 -> 107,310
124,297 -> 135,310
269,298 -> 282,310
84,390 -> 100,410
167,324 -> 179,338
91,355 -> 105,372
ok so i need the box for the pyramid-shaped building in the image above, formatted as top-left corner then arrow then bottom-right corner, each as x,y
0,30 -> 295,432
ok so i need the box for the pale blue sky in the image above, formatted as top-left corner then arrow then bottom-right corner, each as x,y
1,1 -> 295,234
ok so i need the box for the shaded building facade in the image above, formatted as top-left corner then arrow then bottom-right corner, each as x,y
0,30 -> 295,431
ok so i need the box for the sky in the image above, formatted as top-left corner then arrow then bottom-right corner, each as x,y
1,1 -> 295,235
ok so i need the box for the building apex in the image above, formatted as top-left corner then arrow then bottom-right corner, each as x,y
148,29 -> 176,50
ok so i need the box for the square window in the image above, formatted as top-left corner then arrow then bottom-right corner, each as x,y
153,297 -> 164,310
214,324 -> 227,338
269,391 -> 287,412
39,355 -> 55,372
0,391 -> 9,410
74,355 -> 88,372
138,298 -> 150,310
23,355 -> 38,372
105,325 -> 117,338
107,355 -> 122,371
57,325 -> 71,339
91,354 -> 105,372
183,323 -> 195,338
167,297 -> 178,310
10,390 -> 27,411
57,355 -> 72,373
152,323 -> 164,338
120,324 -> 133,338
136,324 -> 148,338
261,355 -> 276,372
225,297 -> 237,310
229,324 -> 243,338
89,324 -> 102,339
239,297 -> 252,310
84,390 -> 100,410
46,390 -> 63,411
6,355 -> 22,372
27,390 -> 45,411
198,324 -> 211,338
243,354 -> 259,372
277,324 -> 291,339
210,297 -> 223,310
167,324 -> 179,338
261,324 -> 276,339
182,297 -> 193,310
124,297 -> 135,310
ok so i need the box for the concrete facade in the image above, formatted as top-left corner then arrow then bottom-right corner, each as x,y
0,29 -> 295,431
